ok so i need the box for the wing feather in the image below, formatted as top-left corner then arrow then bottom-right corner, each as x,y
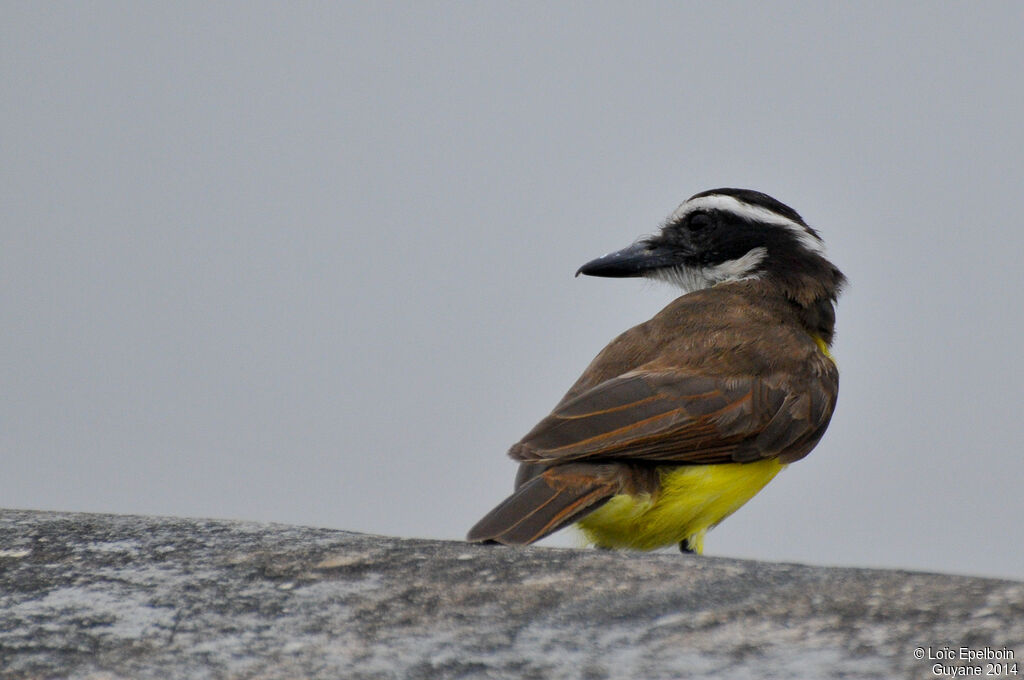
509,369 -> 834,465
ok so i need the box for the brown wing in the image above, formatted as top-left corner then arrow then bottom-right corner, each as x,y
509,368 -> 836,465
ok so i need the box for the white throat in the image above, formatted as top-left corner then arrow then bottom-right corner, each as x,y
649,246 -> 767,294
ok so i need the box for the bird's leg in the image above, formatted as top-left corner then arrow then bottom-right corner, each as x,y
679,539 -> 696,554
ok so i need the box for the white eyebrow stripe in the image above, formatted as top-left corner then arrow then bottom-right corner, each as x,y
668,194 -> 826,256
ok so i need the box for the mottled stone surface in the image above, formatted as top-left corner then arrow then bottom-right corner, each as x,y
0,509 -> 1021,679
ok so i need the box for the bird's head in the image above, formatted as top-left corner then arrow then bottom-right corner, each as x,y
577,188 -> 846,306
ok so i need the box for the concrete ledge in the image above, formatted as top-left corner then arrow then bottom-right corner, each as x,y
1,509 -> 1021,679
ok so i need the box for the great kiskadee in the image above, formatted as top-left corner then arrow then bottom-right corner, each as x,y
467,188 -> 845,554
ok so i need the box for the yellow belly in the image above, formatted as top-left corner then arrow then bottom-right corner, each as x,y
576,459 -> 784,552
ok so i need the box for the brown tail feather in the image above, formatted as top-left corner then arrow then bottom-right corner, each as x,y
466,464 -> 620,545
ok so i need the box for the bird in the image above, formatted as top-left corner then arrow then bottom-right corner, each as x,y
466,188 -> 846,554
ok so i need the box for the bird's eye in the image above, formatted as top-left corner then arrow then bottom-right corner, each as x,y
687,213 -> 712,232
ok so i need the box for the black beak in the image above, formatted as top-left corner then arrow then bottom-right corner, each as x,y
575,241 -> 682,278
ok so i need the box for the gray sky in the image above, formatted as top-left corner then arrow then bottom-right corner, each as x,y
3,2 -> 1023,580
